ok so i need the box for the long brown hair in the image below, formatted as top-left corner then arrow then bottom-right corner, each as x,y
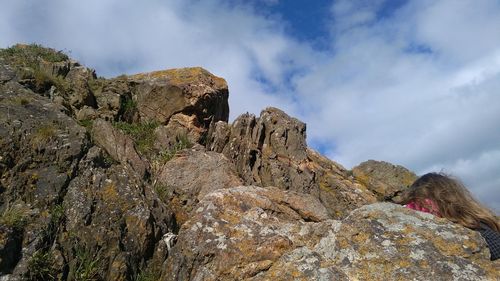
397,172 -> 499,232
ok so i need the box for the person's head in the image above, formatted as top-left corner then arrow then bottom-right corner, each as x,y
397,172 -> 499,232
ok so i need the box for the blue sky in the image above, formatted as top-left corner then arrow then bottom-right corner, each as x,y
1,0 -> 500,212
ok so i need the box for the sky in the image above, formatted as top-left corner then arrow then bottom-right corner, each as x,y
1,0 -> 499,212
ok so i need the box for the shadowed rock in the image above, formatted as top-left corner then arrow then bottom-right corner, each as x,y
130,67 -> 229,126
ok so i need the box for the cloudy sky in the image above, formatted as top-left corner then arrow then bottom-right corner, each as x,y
1,0 -> 499,211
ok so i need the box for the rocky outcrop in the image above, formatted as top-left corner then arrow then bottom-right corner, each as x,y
1,44 -> 497,280
60,148 -> 176,280
207,108 -> 377,219
352,160 -> 417,201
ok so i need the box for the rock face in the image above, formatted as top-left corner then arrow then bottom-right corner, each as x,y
1,44 -> 498,280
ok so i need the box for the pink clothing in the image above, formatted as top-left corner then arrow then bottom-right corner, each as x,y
405,199 -> 441,217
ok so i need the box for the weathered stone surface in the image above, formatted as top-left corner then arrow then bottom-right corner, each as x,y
0,80 -> 90,278
163,186 -> 332,281
93,77 -> 129,122
207,107 -> 377,219
130,67 -> 229,126
60,147 -> 176,280
206,120 -> 231,152
154,149 -> 242,225
352,160 -> 417,200
0,81 -> 89,208
317,203 -> 499,280
165,189 -> 498,281
306,149 -> 378,219
91,119 -> 148,177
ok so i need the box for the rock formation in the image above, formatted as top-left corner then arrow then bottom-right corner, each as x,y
0,44 -> 498,280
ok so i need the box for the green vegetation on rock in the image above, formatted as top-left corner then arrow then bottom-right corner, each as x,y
113,121 -> 159,155
0,43 -> 68,66
0,44 -> 70,94
71,245 -> 101,281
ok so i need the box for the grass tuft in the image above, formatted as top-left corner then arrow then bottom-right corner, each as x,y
31,123 -> 57,148
0,204 -> 28,230
26,250 -> 57,281
72,245 -> 101,281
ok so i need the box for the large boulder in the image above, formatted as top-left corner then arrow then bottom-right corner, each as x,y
163,186 -> 334,281
154,148 -> 243,225
130,67 -> 229,126
165,187 -> 498,281
316,203 -> 499,280
352,160 -> 417,200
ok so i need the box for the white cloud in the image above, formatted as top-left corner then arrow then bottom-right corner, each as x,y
296,0 -> 500,210
0,0 -> 304,119
1,0 -> 499,210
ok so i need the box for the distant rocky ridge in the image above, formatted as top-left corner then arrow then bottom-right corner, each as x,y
0,44 -> 497,280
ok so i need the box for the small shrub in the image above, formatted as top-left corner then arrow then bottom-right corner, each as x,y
121,98 -> 137,114
50,204 -> 65,224
26,250 -> 57,281
154,184 -> 170,202
155,134 -> 193,163
30,67 -> 69,94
